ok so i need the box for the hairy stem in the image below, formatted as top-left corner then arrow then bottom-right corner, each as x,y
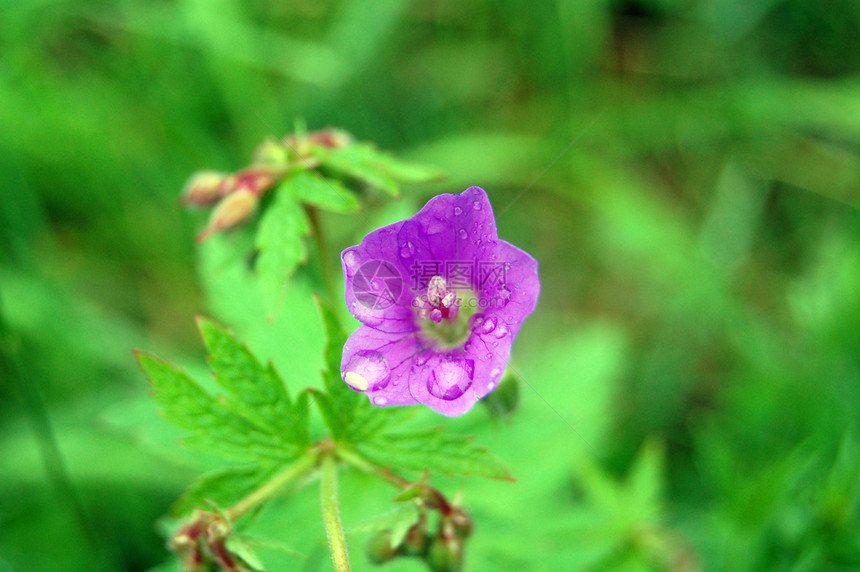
320,453 -> 351,571
225,451 -> 318,522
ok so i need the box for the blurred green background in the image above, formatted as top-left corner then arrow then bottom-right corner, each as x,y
3,0 -> 860,570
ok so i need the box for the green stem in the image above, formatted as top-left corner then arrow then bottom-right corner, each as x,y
320,453 -> 351,571
225,451 -> 318,522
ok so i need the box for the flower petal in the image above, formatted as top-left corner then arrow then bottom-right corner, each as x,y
479,239 -> 539,341
341,325 -> 423,406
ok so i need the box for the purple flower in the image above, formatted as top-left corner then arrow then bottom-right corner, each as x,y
340,186 -> 539,416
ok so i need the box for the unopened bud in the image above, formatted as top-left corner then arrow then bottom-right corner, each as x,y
366,530 -> 397,564
309,128 -> 353,149
426,534 -> 464,572
232,166 -> 284,196
182,170 -> 230,206
449,509 -> 473,539
196,189 -> 257,242
397,523 -> 431,558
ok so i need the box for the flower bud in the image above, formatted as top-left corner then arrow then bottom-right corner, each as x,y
196,189 -> 258,242
397,523 -> 431,558
365,530 -> 398,564
231,166 -> 284,196
426,534 -> 464,572
309,128 -> 352,149
181,170 -> 230,206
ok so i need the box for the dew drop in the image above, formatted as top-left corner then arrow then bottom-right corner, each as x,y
473,201 -> 481,210
487,382 -> 496,390
495,287 -> 512,308
454,206 -> 463,215
468,314 -> 486,331
373,396 -> 388,406
343,351 -> 390,391
350,301 -> 383,326
490,367 -> 502,378
399,241 -> 414,258
478,315 -> 496,335
483,353 -> 492,360
343,249 -> 359,271
458,229 -> 468,240
427,359 -> 474,400
493,322 -> 509,338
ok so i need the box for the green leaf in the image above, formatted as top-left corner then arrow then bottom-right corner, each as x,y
255,188 -> 309,309
170,464 -> 280,517
283,170 -> 359,213
197,318 -> 292,430
314,143 -> 441,196
355,427 -> 513,480
135,352 -> 298,462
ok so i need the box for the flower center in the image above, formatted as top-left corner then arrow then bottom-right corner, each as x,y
413,276 -> 478,349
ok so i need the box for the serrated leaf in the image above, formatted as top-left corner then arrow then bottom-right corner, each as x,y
198,318 -> 293,431
255,188 -> 309,310
349,144 -> 444,184
313,144 -> 400,196
170,464 -> 280,518
283,170 -> 359,213
136,352 -> 297,462
355,427 -> 513,480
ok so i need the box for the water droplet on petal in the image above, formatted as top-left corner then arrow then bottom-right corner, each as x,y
458,229 -> 468,240
495,287 -> 512,308
487,382 -> 496,390
373,396 -> 388,405
343,249 -> 359,271
468,314 -> 486,331
454,206 -> 463,215
490,368 -> 502,378
399,241 -> 414,258
427,359 -> 474,400
343,351 -> 390,391
473,201 -> 481,210
476,315 -> 496,335
483,353 -> 492,360
350,301 -> 383,326
493,322 -> 509,338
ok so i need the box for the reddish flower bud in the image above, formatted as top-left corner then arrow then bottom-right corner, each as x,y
181,170 -> 230,206
309,128 -> 353,149
196,189 -> 258,242
230,165 -> 284,196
